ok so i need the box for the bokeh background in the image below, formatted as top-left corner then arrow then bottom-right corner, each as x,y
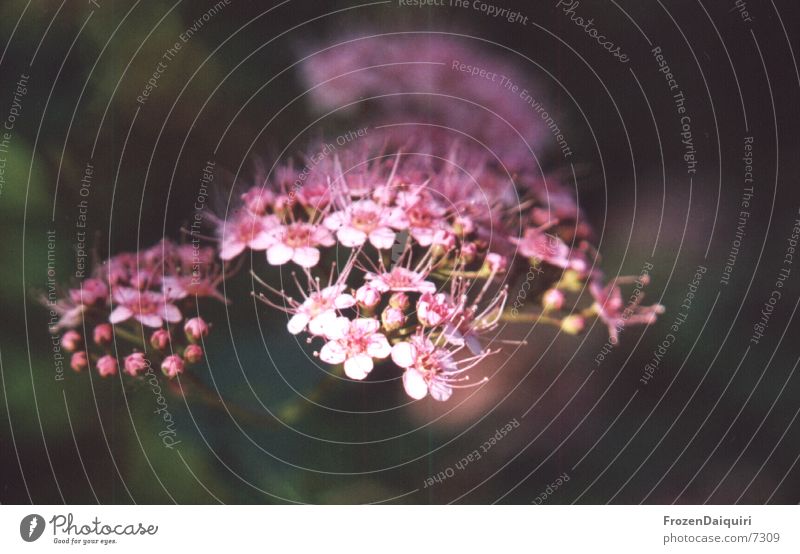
1,0 -> 799,504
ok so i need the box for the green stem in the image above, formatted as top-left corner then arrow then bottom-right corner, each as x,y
500,311 -> 563,326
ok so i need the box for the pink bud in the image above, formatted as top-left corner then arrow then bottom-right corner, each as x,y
184,344 -> 204,364
70,351 -> 88,372
93,323 -> 113,345
184,317 -> 210,342
96,355 -> 118,377
388,292 -> 409,310
123,352 -> 149,376
484,252 -> 508,273
542,289 -> 565,311
150,329 -> 170,351
161,355 -> 185,379
381,307 -> 406,332
355,285 -> 381,308
560,315 -> 585,335
459,242 -> 478,263
61,330 -> 82,352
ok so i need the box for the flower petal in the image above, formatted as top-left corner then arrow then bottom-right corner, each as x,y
336,226 -> 367,247
319,340 -> 346,364
287,312 -> 310,335
292,246 -> 320,268
352,318 -> 379,334
368,227 -> 396,250
429,379 -> 453,402
108,306 -> 133,324
344,354 -> 373,380
391,341 -> 416,368
323,316 -> 350,341
220,240 -> 246,260
162,304 -> 182,323
366,334 -> 391,359
136,313 -> 163,328
334,293 -> 356,309
403,368 -> 428,400
267,243 -> 294,265
248,230 -> 274,251
308,310 -> 336,336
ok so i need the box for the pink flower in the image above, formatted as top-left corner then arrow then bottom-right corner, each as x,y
69,278 -> 108,306
124,353 -> 149,376
293,179 -> 332,209
162,275 -> 226,304
184,344 -> 204,364
394,188 -> 448,247
589,278 -> 664,344
161,355 -> 185,378
241,186 -> 274,215
364,267 -> 436,294
93,323 -> 113,345
512,226 -> 586,273
219,212 -> 278,260
391,335 -> 488,402
51,298 -> 85,330
287,285 -> 356,337
109,287 -> 182,328
265,221 -> 335,268
417,292 -> 456,327
184,317 -> 210,342
70,351 -> 88,372
440,283 -> 507,355
61,330 -> 82,352
324,199 -> 405,249
96,355 -> 118,377
318,317 -> 391,380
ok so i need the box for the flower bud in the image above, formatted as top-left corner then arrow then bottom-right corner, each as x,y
61,330 -> 82,352
381,307 -> 406,332
184,344 -> 204,364
484,252 -> 508,273
184,317 -> 210,342
70,351 -> 88,372
541,289 -> 565,311
561,270 -> 584,292
150,329 -> 170,351
355,285 -> 381,308
96,355 -> 118,377
123,352 -> 149,377
459,242 -> 478,263
388,292 -> 409,310
560,315 -> 585,335
93,323 -> 113,345
161,355 -> 185,378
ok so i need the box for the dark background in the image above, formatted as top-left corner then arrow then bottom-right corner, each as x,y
1,0 -> 799,504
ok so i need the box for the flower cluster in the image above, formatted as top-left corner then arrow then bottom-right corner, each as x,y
47,240 -> 224,379
46,34 -> 664,404
298,33 -> 549,169
227,133 -> 663,401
